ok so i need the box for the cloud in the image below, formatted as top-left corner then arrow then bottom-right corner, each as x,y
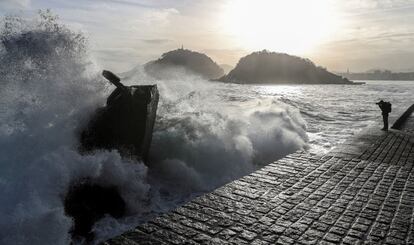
341,0 -> 414,10
87,0 -> 191,9
140,39 -> 172,44
339,0 -> 414,17
92,47 -> 142,72
0,0 -> 30,9
4,0 -> 413,72
89,0 -> 154,8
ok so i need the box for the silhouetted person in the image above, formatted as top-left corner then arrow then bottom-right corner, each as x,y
376,100 -> 392,131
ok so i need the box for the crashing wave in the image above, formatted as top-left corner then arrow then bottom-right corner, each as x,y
0,11 -> 308,245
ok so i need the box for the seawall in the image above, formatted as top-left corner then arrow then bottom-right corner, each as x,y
104,104 -> 414,245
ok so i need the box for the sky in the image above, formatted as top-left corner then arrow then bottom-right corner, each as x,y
1,0 -> 414,73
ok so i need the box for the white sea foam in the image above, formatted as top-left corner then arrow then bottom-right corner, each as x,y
123,68 -> 308,192
0,13 -> 309,244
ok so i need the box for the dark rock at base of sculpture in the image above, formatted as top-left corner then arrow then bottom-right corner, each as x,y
64,180 -> 126,242
80,84 -> 159,163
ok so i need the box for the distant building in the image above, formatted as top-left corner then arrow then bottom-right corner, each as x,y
338,69 -> 414,81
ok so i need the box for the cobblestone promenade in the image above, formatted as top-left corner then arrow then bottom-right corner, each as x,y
105,114 -> 414,244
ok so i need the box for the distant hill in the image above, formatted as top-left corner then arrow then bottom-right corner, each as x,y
338,70 -> 414,81
219,64 -> 234,74
144,49 -> 224,79
219,50 -> 352,84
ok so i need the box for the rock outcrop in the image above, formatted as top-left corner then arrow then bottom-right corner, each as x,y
144,48 -> 224,79
219,50 -> 352,84
64,180 -> 125,242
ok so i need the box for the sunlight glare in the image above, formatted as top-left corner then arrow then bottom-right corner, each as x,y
221,0 -> 341,54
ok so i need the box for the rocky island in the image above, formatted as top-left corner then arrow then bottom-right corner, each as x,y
219,50 -> 353,84
145,48 -> 224,79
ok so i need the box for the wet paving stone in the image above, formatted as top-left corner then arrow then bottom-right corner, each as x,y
105,119 -> 414,244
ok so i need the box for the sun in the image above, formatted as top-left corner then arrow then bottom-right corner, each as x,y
220,0 -> 340,54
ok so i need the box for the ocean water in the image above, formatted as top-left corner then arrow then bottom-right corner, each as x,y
249,80 -> 414,153
1,15 -> 414,245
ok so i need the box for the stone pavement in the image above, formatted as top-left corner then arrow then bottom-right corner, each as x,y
104,112 -> 414,245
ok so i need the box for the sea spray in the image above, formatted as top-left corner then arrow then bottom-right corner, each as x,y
0,12 -> 151,245
124,67 -> 309,196
0,12 -> 309,244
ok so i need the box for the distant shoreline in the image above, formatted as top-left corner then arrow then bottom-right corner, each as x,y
211,79 -> 366,85
352,79 -> 414,82
338,71 -> 414,81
